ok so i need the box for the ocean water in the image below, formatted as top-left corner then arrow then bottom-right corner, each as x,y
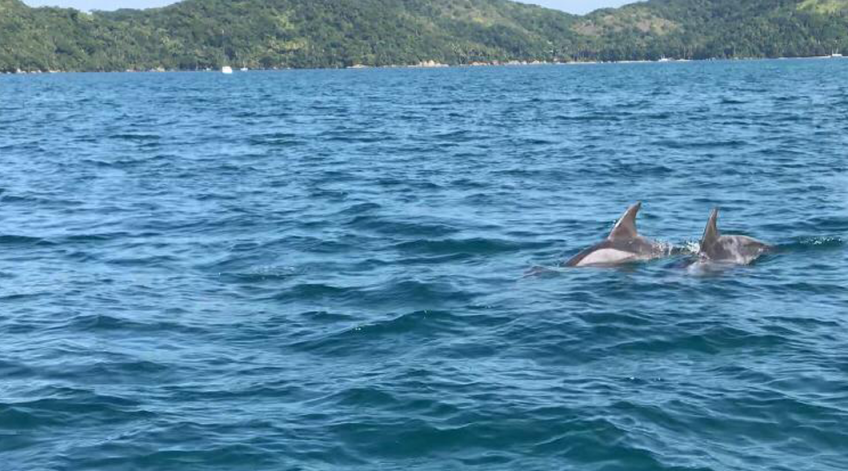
1,59 -> 847,470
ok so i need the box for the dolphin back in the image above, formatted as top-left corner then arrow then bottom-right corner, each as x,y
564,202 -> 668,267
698,208 -> 771,264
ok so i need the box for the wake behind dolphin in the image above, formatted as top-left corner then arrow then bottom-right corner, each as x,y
563,202 -> 670,267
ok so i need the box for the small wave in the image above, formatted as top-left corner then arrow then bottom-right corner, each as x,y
373,309 -> 460,334
429,130 -> 478,142
0,291 -> 53,302
106,255 -> 178,267
555,113 -> 621,122
347,215 -> 458,237
278,279 -> 474,308
781,236 -> 844,252
610,162 -> 674,175
516,137 -> 556,145
609,327 -> 788,355
0,235 -> 53,246
0,359 -> 33,378
1,387 -> 153,426
450,178 -> 488,189
394,237 -> 526,256
321,132 -> 386,144
64,313 -> 207,336
320,386 -> 400,408
655,139 -> 748,149
336,202 -> 382,215
523,265 -> 568,277
61,232 -> 131,243
218,266 -> 299,283
290,309 -> 465,355
0,404 -> 64,429
273,283 -> 351,302
806,216 -> 848,232
108,133 -> 160,141
246,132 -> 305,146
76,443 -> 284,469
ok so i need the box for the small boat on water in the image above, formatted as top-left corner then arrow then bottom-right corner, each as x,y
831,51 -> 843,58
221,66 -> 233,74
240,67 -> 249,72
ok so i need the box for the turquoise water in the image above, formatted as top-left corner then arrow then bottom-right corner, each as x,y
1,59 -> 847,470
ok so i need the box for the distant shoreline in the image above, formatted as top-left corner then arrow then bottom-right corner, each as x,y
2,55 -> 844,76
5,0 -> 846,80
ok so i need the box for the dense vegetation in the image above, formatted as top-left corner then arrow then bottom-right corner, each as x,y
576,0 -> 848,61
1,0 -> 848,72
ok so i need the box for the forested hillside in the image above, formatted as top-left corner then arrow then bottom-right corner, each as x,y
1,0 -> 847,72
575,0 -> 848,60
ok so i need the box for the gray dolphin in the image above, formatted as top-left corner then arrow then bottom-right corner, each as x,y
697,208 -> 772,264
564,202 -> 668,267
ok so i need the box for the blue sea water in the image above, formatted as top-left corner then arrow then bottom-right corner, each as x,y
1,59 -> 847,470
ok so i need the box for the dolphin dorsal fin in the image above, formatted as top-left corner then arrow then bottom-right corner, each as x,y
700,208 -> 721,250
608,202 -> 641,240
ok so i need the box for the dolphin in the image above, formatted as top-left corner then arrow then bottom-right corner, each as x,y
563,202 -> 668,267
697,208 -> 772,264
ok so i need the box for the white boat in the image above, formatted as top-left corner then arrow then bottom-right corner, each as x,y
240,67 -> 248,72
658,57 -> 671,62
221,66 -> 233,74
831,51 -> 843,58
